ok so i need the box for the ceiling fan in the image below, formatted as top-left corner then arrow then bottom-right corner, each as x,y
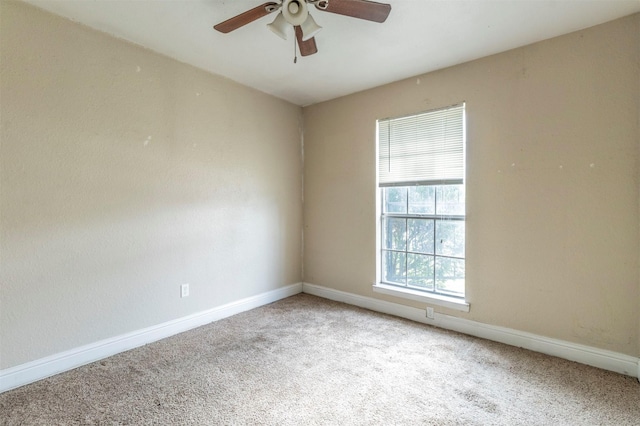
213,0 -> 392,58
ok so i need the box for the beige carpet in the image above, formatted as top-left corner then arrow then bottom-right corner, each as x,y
1,294 -> 639,425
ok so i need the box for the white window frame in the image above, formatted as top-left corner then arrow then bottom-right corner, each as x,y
374,104 -> 469,312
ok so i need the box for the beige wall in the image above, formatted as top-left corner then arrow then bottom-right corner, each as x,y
1,0 -> 638,374
303,14 -> 640,357
0,1 -> 302,369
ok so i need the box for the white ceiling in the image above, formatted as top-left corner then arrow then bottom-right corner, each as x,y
23,0 -> 640,106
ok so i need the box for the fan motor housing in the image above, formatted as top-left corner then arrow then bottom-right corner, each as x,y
282,0 -> 308,25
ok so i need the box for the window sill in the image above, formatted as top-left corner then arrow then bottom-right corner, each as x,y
373,283 -> 470,312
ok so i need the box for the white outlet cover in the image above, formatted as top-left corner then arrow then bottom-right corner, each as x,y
181,284 -> 189,298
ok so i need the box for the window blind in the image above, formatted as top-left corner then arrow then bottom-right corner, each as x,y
378,103 -> 465,186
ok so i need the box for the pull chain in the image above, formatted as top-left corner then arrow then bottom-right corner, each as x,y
293,34 -> 298,64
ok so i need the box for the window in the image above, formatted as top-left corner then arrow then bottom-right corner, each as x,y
375,104 -> 467,308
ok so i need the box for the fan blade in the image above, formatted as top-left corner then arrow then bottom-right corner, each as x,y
315,0 -> 391,23
214,2 -> 279,33
295,26 -> 318,56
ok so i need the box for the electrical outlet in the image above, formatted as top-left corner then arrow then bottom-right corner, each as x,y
426,306 -> 435,319
180,283 -> 189,298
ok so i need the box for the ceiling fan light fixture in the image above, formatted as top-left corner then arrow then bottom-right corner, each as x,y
267,12 -> 289,40
282,0 -> 308,26
214,0 -> 393,59
300,14 -> 322,41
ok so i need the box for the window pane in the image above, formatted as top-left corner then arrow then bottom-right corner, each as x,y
436,185 -> 465,216
407,253 -> 434,291
382,218 -> 406,250
408,185 -> 435,214
384,187 -> 407,213
435,220 -> 465,258
383,250 -> 406,285
407,219 -> 434,254
435,257 -> 465,296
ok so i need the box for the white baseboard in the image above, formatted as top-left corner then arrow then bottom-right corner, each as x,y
3,281 -> 637,392
0,283 -> 303,393
302,282 -> 640,379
